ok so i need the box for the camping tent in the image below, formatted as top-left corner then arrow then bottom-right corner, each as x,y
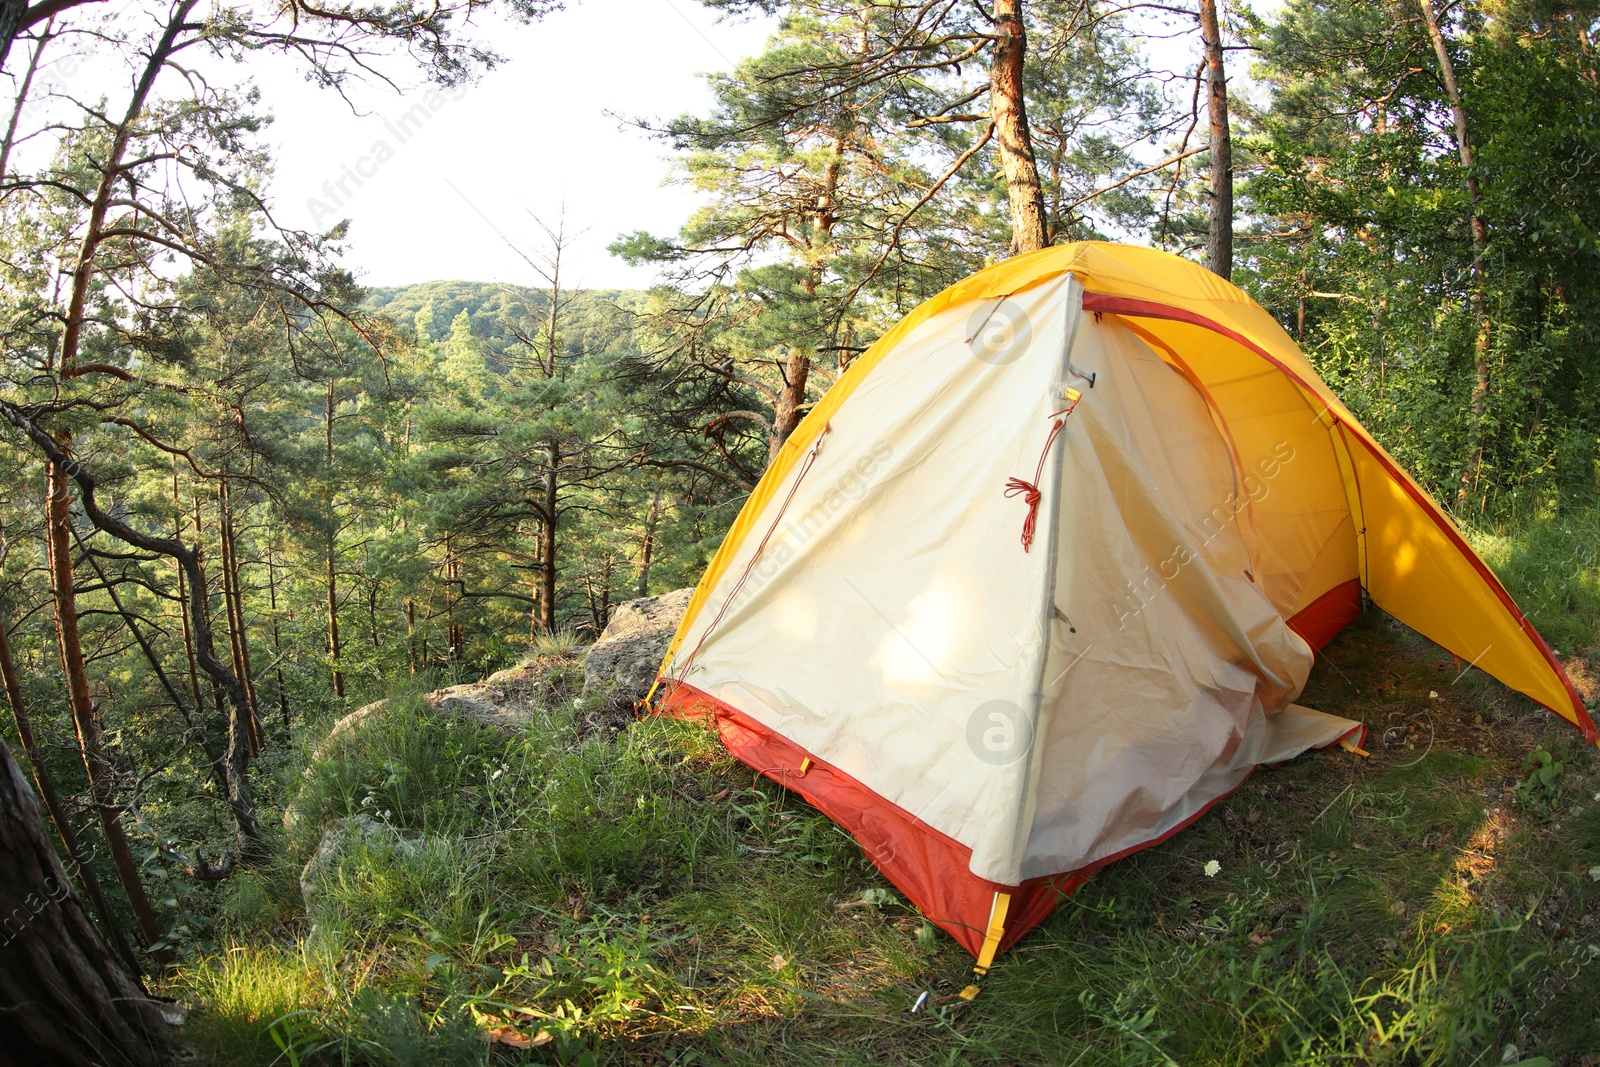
648,242 -> 1595,973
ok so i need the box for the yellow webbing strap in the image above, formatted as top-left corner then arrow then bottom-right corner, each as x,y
972,891 -> 1011,977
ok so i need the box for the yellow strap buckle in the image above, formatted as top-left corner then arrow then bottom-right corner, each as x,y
972,891 -> 1011,976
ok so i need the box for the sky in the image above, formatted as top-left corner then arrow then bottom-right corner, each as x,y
12,0 -> 1233,294
257,2 -> 777,291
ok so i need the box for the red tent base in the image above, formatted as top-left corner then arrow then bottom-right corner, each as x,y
657,681 -> 1120,957
654,661 -> 1363,959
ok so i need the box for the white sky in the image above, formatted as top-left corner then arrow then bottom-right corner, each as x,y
257,1 -> 777,290
13,0 -> 1243,293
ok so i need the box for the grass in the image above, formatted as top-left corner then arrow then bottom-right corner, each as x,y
160,517 -> 1600,1066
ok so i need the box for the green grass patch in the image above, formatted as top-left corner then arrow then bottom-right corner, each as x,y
162,530 -> 1600,1065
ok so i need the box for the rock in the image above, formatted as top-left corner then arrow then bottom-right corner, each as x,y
315,697 -> 391,758
313,675 -> 550,760
425,682 -> 541,731
582,588 -> 694,704
299,815 -> 464,919
300,815 -> 403,916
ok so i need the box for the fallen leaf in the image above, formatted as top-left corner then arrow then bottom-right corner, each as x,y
770,953 -> 788,971
486,1025 -> 552,1049
489,1026 -> 531,1049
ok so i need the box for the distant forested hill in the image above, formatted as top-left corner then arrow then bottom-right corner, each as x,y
363,280 -> 650,349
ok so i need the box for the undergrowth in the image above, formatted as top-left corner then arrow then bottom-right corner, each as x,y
159,511 -> 1600,1066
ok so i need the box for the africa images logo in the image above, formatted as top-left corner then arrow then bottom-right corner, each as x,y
724,439 -> 895,616
966,699 -> 1033,766
966,300 -> 1033,367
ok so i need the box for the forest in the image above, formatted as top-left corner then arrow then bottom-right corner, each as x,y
1,0 -> 1599,1063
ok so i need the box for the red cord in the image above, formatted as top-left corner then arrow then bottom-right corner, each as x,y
1004,417 -> 1065,552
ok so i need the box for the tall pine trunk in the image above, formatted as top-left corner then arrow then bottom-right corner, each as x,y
768,347 -> 812,461
191,494 -> 228,722
34,0 -> 195,957
1199,0 -> 1234,279
1420,0 -> 1492,508
990,0 -> 1048,255
0,606 -> 137,973
217,479 -> 263,751
44,468 -> 161,948
267,545 -> 290,733
636,488 -> 661,599
324,380 -> 344,697
173,474 -> 205,716
16,421 -> 264,870
0,735 -> 171,1066
325,540 -> 343,697
540,442 -> 560,633
405,597 -> 418,674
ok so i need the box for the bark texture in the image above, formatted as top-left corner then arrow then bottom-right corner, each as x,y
0,607 -> 138,973
540,441 -> 561,633
990,0 -> 1048,255
45,468 -> 162,947
1419,0 -> 1492,506
1199,0 -> 1233,279
0,735 -> 171,1067
768,347 -> 812,461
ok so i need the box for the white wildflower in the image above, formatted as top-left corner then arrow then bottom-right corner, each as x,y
1204,859 -> 1221,878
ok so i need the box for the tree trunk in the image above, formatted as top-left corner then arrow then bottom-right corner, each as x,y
445,538 -> 464,662
191,494 -> 227,722
32,5 -> 194,957
217,480 -> 263,752
1199,0 -> 1233,279
1419,0 -> 1492,509
636,488 -> 661,599
366,580 -> 380,651
0,607 -> 138,974
266,546 -> 290,733
324,380 -> 344,697
583,555 -> 614,633
0,735 -> 171,1067
0,14 -> 49,179
325,540 -> 343,697
768,347 -> 812,461
540,442 -> 560,633
989,0 -> 1048,256
71,529 -> 237,829
173,475 -> 204,717
405,597 -> 417,675
11,416 -> 263,872
44,467 -> 162,949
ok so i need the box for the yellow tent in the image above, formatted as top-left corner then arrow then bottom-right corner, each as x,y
650,242 -> 1592,968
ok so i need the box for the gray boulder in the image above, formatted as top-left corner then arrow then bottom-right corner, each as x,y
299,815 -> 466,919
300,815 -> 402,917
582,587 -> 694,704
314,674 -> 549,759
